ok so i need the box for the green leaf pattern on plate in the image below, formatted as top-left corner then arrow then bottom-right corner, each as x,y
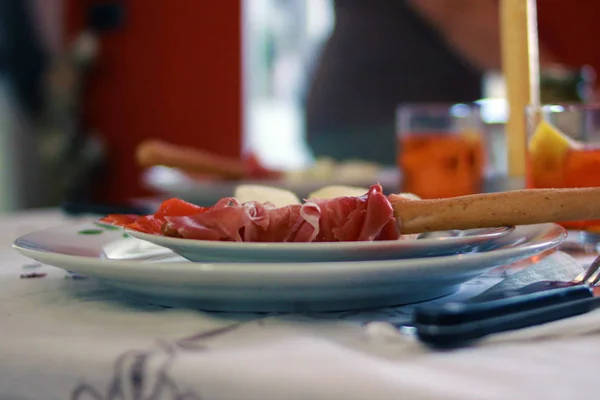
77,229 -> 104,235
79,223 -> 131,238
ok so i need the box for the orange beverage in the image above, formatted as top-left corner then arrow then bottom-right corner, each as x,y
526,105 -> 600,231
396,103 -> 486,199
398,132 -> 485,198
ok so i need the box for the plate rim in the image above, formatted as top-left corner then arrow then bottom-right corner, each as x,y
13,223 -> 567,274
123,225 -> 515,250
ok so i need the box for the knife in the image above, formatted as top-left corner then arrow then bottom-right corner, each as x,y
411,284 -> 600,347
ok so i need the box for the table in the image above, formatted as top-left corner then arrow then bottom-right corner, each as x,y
2,209 -> 600,400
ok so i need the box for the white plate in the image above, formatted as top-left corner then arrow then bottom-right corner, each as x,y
125,226 -> 515,263
13,222 -> 566,312
142,166 -> 400,206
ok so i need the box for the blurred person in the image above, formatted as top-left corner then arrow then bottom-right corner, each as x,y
0,0 -> 47,118
0,0 -> 113,210
0,0 -> 50,211
303,0 -> 570,165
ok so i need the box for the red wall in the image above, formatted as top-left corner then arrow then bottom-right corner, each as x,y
65,1 -> 242,204
538,0 -> 600,77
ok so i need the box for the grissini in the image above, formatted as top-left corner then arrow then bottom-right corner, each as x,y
136,139 -> 247,179
390,187 -> 600,234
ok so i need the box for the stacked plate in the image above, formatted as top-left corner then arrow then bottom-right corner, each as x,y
141,165 -> 400,205
13,221 -> 566,312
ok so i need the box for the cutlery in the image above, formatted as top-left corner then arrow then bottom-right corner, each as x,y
412,287 -> 600,348
471,253 -> 600,302
409,255 -> 600,347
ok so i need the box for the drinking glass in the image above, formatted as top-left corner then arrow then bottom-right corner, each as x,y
526,104 -> 600,232
396,103 -> 487,199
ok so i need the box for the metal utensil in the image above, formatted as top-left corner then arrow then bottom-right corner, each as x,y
413,287 -> 600,348
410,254 -> 600,347
472,253 -> 600,302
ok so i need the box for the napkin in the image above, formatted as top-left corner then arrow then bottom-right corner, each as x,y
471,250 -> 584,299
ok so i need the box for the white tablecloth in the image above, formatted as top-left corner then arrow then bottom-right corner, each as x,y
3,209 -> 600,400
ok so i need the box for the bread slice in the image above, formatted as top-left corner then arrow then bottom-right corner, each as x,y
308,185 -> 370,199
235,183 -> 420,208
234,184 -> 301,207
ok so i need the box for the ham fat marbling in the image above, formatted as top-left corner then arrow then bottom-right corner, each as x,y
163,184 -> 399,242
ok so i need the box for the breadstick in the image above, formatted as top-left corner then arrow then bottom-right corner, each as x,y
136,139 -> 246,179
391,188 -> 600,234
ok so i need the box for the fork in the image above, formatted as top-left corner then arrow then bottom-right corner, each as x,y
471,253 -> 600,303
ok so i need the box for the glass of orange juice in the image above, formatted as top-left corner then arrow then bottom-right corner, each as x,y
526,104 -> 600,232
396,103 -> 487,199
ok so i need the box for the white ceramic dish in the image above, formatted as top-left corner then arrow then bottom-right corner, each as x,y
125,226 -> 515,263
13,222 -> 566,312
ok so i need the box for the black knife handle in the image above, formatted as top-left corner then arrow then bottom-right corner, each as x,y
414,295 -> 597,347
413,284 -> 593,326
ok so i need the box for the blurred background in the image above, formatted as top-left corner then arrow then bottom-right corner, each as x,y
0,0 -> 597,213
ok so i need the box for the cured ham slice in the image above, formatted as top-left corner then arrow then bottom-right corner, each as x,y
100,214 -> 139,226
163,184 -> 399,242
99,198 -> 209,235
101,184 -> 400,242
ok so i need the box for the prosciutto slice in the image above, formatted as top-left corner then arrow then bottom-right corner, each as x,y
100,198 -> 208,235
163,184 -> 400,242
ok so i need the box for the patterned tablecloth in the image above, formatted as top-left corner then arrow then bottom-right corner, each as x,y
2,209 -> 600,400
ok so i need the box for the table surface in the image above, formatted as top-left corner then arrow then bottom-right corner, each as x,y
3,209 -> 600,400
